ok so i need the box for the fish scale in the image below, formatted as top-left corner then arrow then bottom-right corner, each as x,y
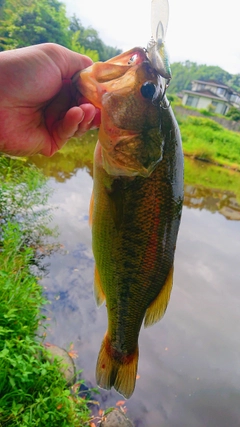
91,106 -> 182,395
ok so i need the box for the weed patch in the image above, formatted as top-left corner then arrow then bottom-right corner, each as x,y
180,116 -> 240,169
0,156 -> 92,426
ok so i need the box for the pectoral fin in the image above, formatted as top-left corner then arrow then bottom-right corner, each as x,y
144,266 -> 174,328
94,266 -> 105,306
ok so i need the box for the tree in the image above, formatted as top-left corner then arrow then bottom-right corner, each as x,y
0,0 -> 5,17
0,2 -> 122,62
226,107 -> 240,122
167,60 -> 240,95
0,0 -> 71,50
71,30 -> 99,62
69,15 -> 122,61
228,74 -> 240,93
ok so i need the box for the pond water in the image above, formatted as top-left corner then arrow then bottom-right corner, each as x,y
30,134 -> 240,427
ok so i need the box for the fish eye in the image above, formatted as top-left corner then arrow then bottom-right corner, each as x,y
140,82 -> 156,99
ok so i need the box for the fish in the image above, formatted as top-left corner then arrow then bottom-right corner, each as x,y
73,47 -> 184,399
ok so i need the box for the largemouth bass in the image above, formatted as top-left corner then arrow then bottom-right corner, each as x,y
73,47 -> 184,398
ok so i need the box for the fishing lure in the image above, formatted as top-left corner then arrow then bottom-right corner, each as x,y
147,0 -> 172,83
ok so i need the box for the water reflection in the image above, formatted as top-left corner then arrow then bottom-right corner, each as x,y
30,133 -> 96,181
30,133 -> 240,221
184,185 -> 240,220
29,135 -> 240,427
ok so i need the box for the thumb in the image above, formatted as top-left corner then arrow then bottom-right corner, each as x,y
38,43 -> 93,79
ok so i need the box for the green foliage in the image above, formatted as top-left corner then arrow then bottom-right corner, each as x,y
0,0 -> 122,60
184,156 -> 240,204
0,0 -> 71,50
226,106 -> 240,121
227,74 -> 240,93
180,116 -> 240,169
167,94 -> 179,103
0,156 -> 56,262
168,60 -> 240,95
69,15 -> 122,61
70,30 -> 99,62
207,103 -> 216,114
0,156 -> 92,426
199,108 -> 214,117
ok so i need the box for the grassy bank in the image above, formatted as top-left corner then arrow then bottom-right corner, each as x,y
184,156 -> 240,203
28,125 -> 240,209
0,156 -> 92,427
30,111 -> 240,180
175,114 -> 240,171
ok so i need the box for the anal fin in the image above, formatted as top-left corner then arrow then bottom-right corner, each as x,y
94,266 -> 105,306
144,266 -> 174,328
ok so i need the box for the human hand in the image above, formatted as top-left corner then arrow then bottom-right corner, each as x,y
0,43 -> 100,157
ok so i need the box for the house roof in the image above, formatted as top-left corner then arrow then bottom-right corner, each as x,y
192,79 -> 230,90
193,79 -> 240,96
183,89 -> 229,103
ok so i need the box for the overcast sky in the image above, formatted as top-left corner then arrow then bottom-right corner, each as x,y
64,0 -> 239,75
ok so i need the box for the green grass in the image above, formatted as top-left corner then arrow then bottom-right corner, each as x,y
179,116 -> 240,169
0,156 -> 93,427
171,99 -> 231,120
184,156 -> 240,203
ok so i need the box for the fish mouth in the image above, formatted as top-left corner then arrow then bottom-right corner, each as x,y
73,48 -> 164,178
72,48 -> 149,107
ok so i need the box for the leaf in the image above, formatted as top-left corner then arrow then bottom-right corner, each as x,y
9,377 -> 16,388
68,350 -> 78,359
104,407 -> 115,415
68,344 -> 78,359
71,382 -> 81,394
0,348 -> 9,357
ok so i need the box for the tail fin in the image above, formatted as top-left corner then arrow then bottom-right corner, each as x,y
96,333 -> 139,399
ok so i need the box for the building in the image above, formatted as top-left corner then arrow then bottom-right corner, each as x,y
182,80 -> 240,115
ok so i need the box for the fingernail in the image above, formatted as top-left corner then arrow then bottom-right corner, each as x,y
87,114 -> 95,125
79,110 -> 85,122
